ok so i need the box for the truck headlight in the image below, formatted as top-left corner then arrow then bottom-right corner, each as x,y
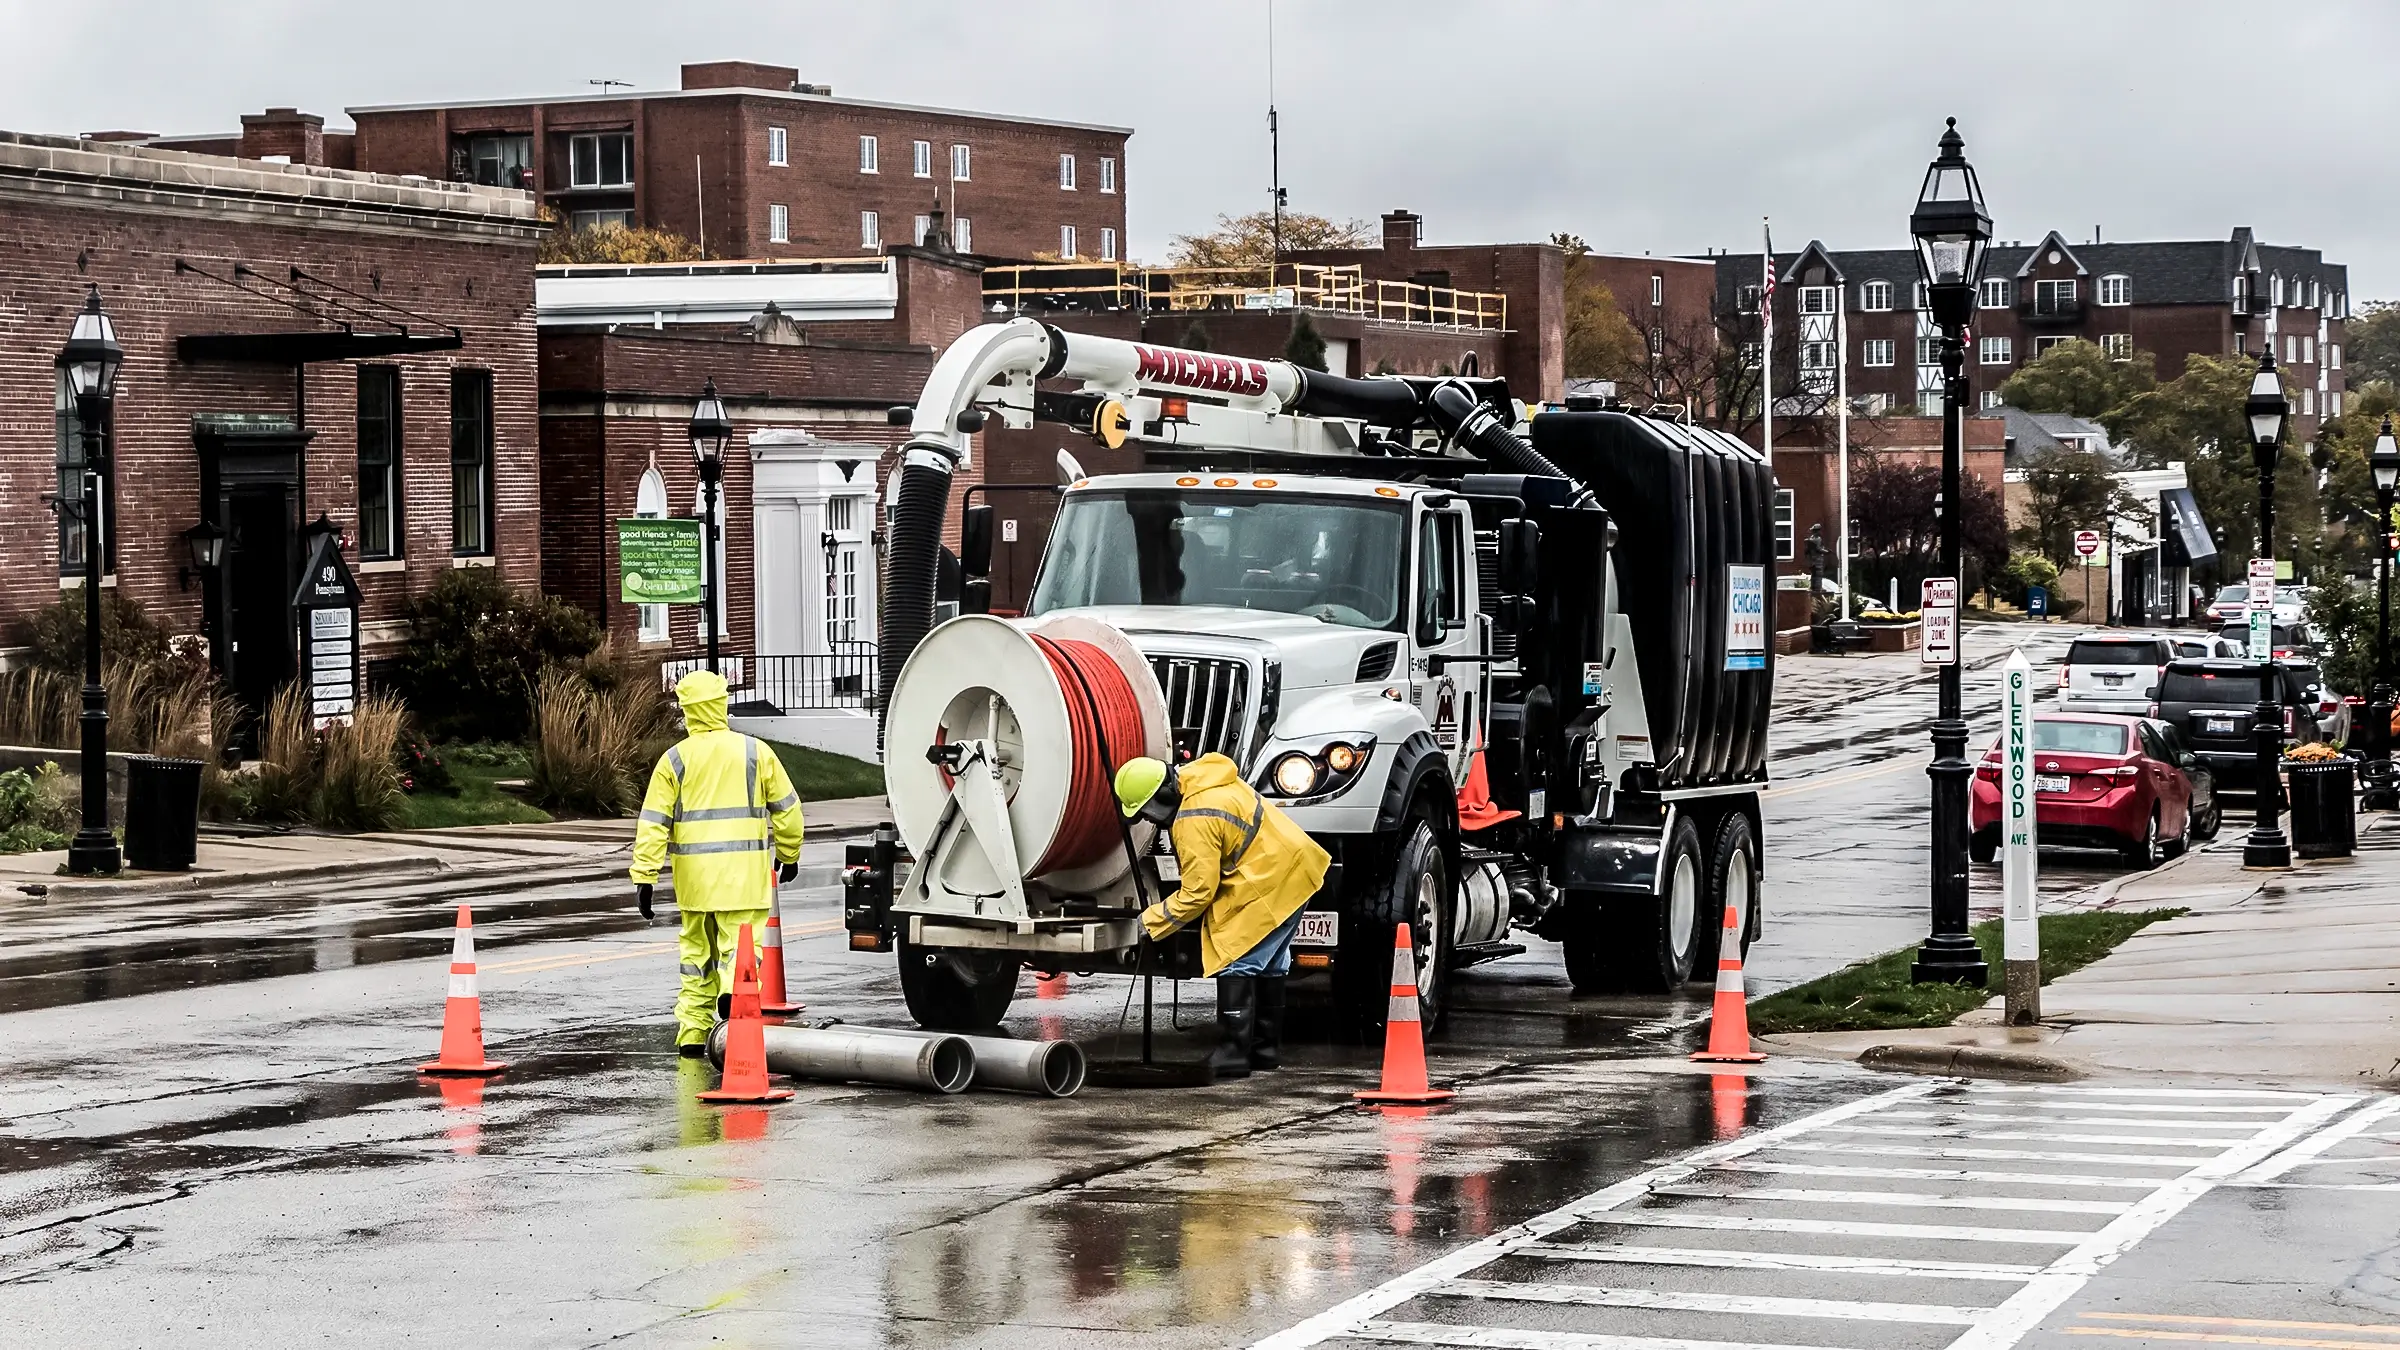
1263,739 -> 1374,800
1271,752 -> 1321,797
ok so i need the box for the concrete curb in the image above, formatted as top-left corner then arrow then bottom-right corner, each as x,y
1856,1041 -> 2085,1083
31,852 -> 451,898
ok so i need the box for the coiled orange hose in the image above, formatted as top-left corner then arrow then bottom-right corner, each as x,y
1029,635 -> 1149,875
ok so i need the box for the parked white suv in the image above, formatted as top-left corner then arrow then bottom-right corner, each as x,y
2058,633 -> 2178,715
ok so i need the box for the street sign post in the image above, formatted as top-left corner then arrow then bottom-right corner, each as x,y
2073,529 -> 2102,559
292,530 -> 363,730
2001,649 -> 2040,1025
2247,556 -> 2277,661
1920,576 -> 1958,666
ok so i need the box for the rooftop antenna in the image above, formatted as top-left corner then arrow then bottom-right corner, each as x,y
1267,0 -> 1285,281
590,79 -> 632,93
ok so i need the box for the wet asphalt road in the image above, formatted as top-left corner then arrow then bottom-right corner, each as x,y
10,623 -> 2386,1348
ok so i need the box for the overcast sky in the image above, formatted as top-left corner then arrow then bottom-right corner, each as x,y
10,0 -> 2398,294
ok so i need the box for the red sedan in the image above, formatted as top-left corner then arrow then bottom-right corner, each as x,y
1970,713 -> 2208,868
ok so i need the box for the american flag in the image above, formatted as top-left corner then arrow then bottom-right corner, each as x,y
1761,223 -> 1777,319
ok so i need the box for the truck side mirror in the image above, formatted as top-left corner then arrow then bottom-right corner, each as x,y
1495,595 -> 1535,634
962,577 -> 992,616
961,504 -> 994,578
1498,518 -> 1540,594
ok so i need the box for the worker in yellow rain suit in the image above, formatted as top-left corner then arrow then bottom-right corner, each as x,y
1117,753 -> 1330,1079
631,671 -> 807,1056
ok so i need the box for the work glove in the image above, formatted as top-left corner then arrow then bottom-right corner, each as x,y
777,861 -> 799,885
1140,902 -> 1178,941
634,883 -> 654,924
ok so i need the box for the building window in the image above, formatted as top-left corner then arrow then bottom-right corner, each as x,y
912,139 -> 932,177
357,367 -> 403,560
1100,227 -> 1117,262
1979,335 -> 2013,365
450,370 -> 494,557
954,216 -> 972,252
2285,335 -> 2298,362
1799,339 -> 1832,370
2033,335 -> 2073,355
1979,278 -> 2010,309
636,468 -> 669,644
1980,389 -> 2004,411
1059,154 -> 1076,189
767,126 -> 788,166
1862,338 -> 1895,367
1916,335 -> 1936,366
2099,333 -> 2133,360
768,203 -> 789,243
463,133 -> 532,188
2302,387 -> 2315,416
2234,331 -> 2247,355
1918,390 -> 1942,416
1738,341 -> 1761,370
1100,156 -> 1117,193
950,143 -> 971,181
54,373 -> 113,575
568,131 -> 634,188
2302,336 -> 2314,363
914,213 -> 932,246
1799,286 -> 1835,315
858,135 -> 878,173
2097,274 -> 2129,306
2033,278 -> 2077,314
1737,284 -> 1761,312
2328,390 -> 2343,417
2328,343 -> 2342,371
2310,279 -> 2321,309
568,208 -> 634,231
1059,224 -> 1076,258
1650,274 -> 1664,307
2271,274 -> 2285,306
861,211 -> 881,250
824,496 -> 862,646
1861,281 -> 1892,311
1773,489 -> 1795,560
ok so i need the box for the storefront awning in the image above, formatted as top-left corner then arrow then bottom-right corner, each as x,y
2158,487 -> 2217,568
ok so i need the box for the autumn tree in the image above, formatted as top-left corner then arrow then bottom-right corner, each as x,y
1846,454 -> 2009,602
1995,338 -> 2157,419
1550,233 -> 1646,385
1284,311 -> 1329,371
2015,447 -> 2146,569
1167,210 -> 1374,271
2346,301 -> 2400,388
2106,354 -> 2326,576
537,218 -> 701,265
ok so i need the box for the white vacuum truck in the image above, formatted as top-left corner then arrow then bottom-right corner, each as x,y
844,319 -> 1775,1035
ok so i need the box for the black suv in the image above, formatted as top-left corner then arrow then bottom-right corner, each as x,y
2153,659 -> 2319,793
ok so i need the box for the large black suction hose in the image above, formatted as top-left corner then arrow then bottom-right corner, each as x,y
1424,381 -> 1592,505
877,444 -> 956,748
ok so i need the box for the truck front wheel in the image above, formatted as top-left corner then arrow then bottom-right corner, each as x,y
897,935 -> 1021,1030
1335,815 -> 1452,1038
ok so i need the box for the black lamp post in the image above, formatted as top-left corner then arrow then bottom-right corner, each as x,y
2242,352 -> 2292,868
2364,418 -> 2400,812
55,287 -> 124,876
689,378 -> 733,675
1908,119 -> 1991,987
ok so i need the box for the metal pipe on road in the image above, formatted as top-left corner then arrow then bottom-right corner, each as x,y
707,1023 -> 975,1094
843,1024 -> 1087,1097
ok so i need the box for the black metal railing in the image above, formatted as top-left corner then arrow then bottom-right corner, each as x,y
662,643 -> 879,712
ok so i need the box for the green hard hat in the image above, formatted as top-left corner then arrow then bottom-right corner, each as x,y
1115,757 -> 1168,818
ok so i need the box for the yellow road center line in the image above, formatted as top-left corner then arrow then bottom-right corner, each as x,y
1762,758 -> 1918,800
482,943 -> 673,975
2069,1329 -> 2400,1350
2083,1315 -> 2400,1338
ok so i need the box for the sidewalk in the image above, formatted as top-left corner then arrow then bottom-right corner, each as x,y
1773,618 -> 2084,714
1768,813 -> 2400,1088
3,793 -> 891,898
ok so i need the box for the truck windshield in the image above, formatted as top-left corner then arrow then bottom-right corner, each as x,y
1028,489 -> 1407,630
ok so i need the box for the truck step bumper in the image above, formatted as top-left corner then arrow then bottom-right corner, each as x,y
904,915 -> 1142,955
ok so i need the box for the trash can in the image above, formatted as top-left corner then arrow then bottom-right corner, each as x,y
123,755 -> 204,871
2285,757 -> 2357,860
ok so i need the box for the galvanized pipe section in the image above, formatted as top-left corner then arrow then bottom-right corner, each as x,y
707,1023 -> 975,1094
844,1024 -> 1087,1098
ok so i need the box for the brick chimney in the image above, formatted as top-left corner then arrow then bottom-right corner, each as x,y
1381,210 -> 1422,253
682,60 -> 801,91
239,108 -> 325,166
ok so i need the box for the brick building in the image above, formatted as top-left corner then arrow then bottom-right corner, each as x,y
338,61 -> 1130,264
1718,229 -> 2351,441
1574,250 -> 1720,412
0,131 -> 542,716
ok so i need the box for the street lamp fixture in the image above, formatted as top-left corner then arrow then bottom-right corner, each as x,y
54,285 -> 124,876
688,378 -> 733,674
1908,118 -> 1992,988
2241,352 -> 2291,867
2364,418 -> 2400,811
178,518 -> 226,591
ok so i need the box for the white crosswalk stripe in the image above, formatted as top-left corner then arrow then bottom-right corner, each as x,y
1254,1081 -> 2367,1350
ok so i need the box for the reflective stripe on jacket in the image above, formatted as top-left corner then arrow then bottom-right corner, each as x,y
628,692 -> 805,908
1156,753 -> 1331,976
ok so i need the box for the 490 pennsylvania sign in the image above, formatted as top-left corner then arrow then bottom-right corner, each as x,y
618,518 -> 705,605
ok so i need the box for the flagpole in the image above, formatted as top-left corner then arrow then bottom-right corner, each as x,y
1837,286 -> 1852,622
1761,218 -> 1774,474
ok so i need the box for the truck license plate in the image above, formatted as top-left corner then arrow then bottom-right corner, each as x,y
1294,911 -> 1339,947
2036,774 -> 2071,793
2205,717 -> 2236,734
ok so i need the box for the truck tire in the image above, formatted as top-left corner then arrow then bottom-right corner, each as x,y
1692,811 -> 1759,972
897,935 -> 1021,1030
1334,813 -> 1452,1038
1602,815 -> 1707,993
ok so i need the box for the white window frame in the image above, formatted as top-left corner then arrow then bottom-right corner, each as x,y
1861,281 -> 1892,311
1913,280 -> 1930,309
950,143 -> 971,181
1099,227 -> 1117,262
1980,389 -> 2004,411
954,216 -> 972,252
2033,335 -> 2072,355
912,139 -> 932,177
1979,278 -> 2010,309
1773,489 -> 1795,561
861,210 -> 880,250
767,125 -> 787,167
1058,153 -> 1076,190
636,469 -> 670,644
1979,335 -> 2013,365
2302,335 -> 2314,363
1099,156 -> 1117,193
2099,332 -> 2133,360
2097,274 -> 2129,306
914,213 -> 932,245
2328,389 -> 2343,417
2034,278 -> 2077,312
1798,285 -> 1835,316
1862,337 -> 1895,368
2302,387 -> 2315,416
1650,274 -> 1664,307
1059,224 -> 1076,258
858,134 -> 878,174
2328,343 -> 2342,371
2272,274 -> 2285,306
1799,339 -> 1833,370
1916,335 -> 1936,366
768,203 -> 789,244
568,131 -> 634,189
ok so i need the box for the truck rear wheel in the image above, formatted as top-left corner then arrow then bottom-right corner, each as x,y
1334,815 -> 1451,1038
897,935 -> 1021,1030
1564,815 -> 1706,993
1692,812 -> 1759,972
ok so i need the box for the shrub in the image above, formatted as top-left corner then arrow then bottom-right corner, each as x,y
0,763 -> 76,854
396,732 -> 454,796
526,663 -> 675,817
392,568 -> 604,742
246,685 -> 318,825
19,592 -> 180,679
314,696 -> 406,832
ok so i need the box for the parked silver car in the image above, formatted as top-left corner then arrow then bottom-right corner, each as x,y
2058,633 -> 2178,716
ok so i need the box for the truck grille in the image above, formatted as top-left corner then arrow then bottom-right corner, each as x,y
1148,655 -> 1250,763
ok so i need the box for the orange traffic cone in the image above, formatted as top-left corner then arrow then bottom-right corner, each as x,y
758,881 -> 803,1019
1691,897 -> 1766,1064
419,905 -> 509,1076
1355,922 -> 1455,1105
698,923 -> 794,1105
1454,750 -> 1522,832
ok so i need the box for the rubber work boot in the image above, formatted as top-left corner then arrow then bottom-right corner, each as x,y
1210,975 -> 1257,1080
677,1042 -> 708,1060
1250,975 -> 1288,1071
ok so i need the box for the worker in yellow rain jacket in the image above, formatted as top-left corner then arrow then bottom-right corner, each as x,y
631,671 -> 807,1056
1117,753 -> 1331,1078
